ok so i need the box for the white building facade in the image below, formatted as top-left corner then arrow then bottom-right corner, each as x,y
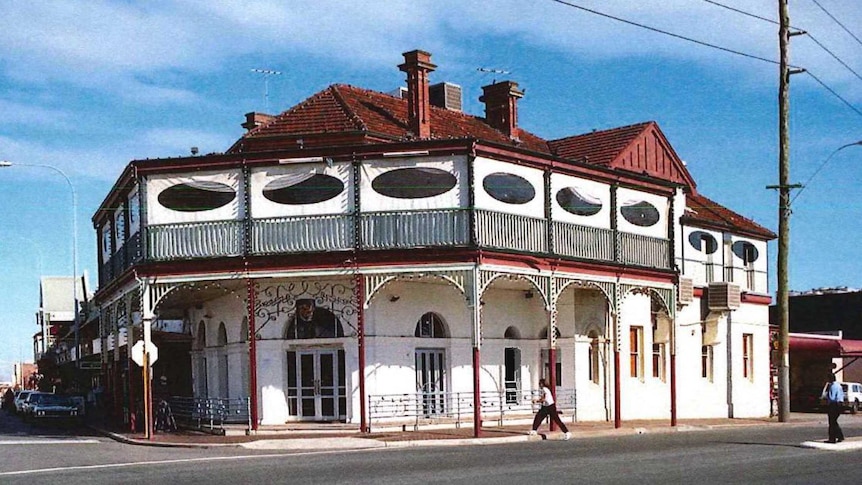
91,50 -> 774,433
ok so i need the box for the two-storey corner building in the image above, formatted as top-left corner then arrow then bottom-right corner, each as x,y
91,50 -> 775,433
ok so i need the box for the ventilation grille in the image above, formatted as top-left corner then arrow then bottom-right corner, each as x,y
708,282 -> 741,311
430,82 -> 462,112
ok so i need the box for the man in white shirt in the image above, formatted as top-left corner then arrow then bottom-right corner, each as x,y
529,378 -> 571,440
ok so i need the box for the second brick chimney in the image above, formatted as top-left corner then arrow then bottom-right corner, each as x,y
480,81 -> 524,140
398,50 -> 436,139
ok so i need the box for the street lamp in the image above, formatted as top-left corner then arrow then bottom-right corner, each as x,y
791,140 -> 862,205
0,160 -> 80,380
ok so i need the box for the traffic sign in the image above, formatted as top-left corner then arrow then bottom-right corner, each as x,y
131,340 -> 159,366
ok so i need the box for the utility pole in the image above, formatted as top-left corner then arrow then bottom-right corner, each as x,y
774,0 -> 804,423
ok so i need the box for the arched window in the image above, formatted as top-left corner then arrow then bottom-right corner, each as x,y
414,312 -> 448,338
504,326 -> 521,339
194,321 -> 207,350
217,322 -> 228,346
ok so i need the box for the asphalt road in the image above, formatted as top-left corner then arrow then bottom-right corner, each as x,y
3,410 -> 862,484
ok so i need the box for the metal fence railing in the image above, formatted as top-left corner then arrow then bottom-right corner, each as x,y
167,396 -> 250,431
367,388 -> 575,432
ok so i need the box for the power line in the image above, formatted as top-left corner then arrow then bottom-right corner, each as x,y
811,0 -> 862,48
791,140 -> 862,205
804,71 -> 862,118
547,0 -> 785,66
548,0 -> 862,121
703,0 -> 862,84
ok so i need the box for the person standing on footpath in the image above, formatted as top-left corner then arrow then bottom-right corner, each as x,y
824,373 -> 845,444
530,378 -> 571,440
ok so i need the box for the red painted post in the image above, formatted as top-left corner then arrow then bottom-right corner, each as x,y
614,348 -> 621,429
548,347 -> 557,432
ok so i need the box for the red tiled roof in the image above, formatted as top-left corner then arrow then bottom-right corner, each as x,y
225,84 -> 771,239
231,84 -> 550,153
548,122 -> 653,165
684,192 -> 775,240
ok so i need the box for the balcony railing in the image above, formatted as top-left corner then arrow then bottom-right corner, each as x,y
101,209 -> 674,286
148,220 -> 243,261
252,214 -> 352,254
362,208 -> 470,249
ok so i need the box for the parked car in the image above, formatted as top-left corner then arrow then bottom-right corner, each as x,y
13,390 -> 33,414
820,381 -> 862,413
24,394 -> 81,423
19,391 -> 49,418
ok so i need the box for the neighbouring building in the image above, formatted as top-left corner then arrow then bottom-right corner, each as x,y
90,50 -> 775,433
770,288 -> 862,402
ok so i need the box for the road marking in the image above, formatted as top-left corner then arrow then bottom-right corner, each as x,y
0,439 -> 101,445
0,449 -> 372,477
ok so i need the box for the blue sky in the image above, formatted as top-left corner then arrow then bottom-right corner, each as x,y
1,1 -> 861,382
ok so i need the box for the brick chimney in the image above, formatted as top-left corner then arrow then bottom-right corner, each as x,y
480,81 -> 524,139
242,112 -> 274,132
398,50 -> 436,139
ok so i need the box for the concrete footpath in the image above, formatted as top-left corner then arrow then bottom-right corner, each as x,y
90,412 -> 862,452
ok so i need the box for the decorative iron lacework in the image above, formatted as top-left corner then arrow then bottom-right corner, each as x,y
364,270 -> 469,308
478,270 -> 550,308
618,284 -> 675,319
254,279 -> 359,337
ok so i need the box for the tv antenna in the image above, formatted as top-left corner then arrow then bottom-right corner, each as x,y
251,68 -> 282,112
477,67 -> 511,84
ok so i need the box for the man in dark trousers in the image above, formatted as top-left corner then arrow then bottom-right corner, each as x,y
529,378 -> 571,440
824,373 -> 845,444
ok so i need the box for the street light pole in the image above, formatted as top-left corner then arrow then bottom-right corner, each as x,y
0,160 -> 80,381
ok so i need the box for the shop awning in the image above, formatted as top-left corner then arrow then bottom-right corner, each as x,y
790,336 -> 862,357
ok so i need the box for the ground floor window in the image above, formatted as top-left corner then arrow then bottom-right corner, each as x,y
701,345 -> 713,382
630,326 -> 643,379
742,333 -> 753,380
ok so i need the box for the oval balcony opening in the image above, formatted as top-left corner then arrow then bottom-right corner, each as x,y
263,174 -> 344,205
483,172 -> 535,205
732,241 -> 759,263
620,201 -> 659,227
158,181 -> 236,212
371,167 -> 457,199
688,231 -> 719,254
556,187 -> 602,216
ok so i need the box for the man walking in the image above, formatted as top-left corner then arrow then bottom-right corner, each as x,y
824,374 -> 845,444
530,378 -> 571,440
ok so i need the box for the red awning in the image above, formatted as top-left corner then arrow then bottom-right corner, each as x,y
790,336 -> 862,357
838,339 -> 862,357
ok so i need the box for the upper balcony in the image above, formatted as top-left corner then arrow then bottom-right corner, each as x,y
98,154 -> 675,287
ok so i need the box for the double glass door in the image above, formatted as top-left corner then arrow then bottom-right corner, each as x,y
415,348 -> 446,416
287,349 -> 345,421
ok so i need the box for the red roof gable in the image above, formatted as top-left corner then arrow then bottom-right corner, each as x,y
549,121 -> 696,189
229,84 -> 550,154
684,192 -> 775,240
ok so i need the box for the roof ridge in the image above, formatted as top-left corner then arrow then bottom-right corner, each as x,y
550,120 -> 654,143
330,85 -> 368,132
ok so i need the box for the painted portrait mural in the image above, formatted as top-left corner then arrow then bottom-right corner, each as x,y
285,298 -> 344,339
253,279 -> 357,340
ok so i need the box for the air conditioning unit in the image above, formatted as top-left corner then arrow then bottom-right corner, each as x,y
708,282 -> 741,311
678,277 -> 694,305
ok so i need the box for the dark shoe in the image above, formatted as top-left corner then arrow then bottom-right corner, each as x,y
827,440 -> 837,443
837,438 -> 844,443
